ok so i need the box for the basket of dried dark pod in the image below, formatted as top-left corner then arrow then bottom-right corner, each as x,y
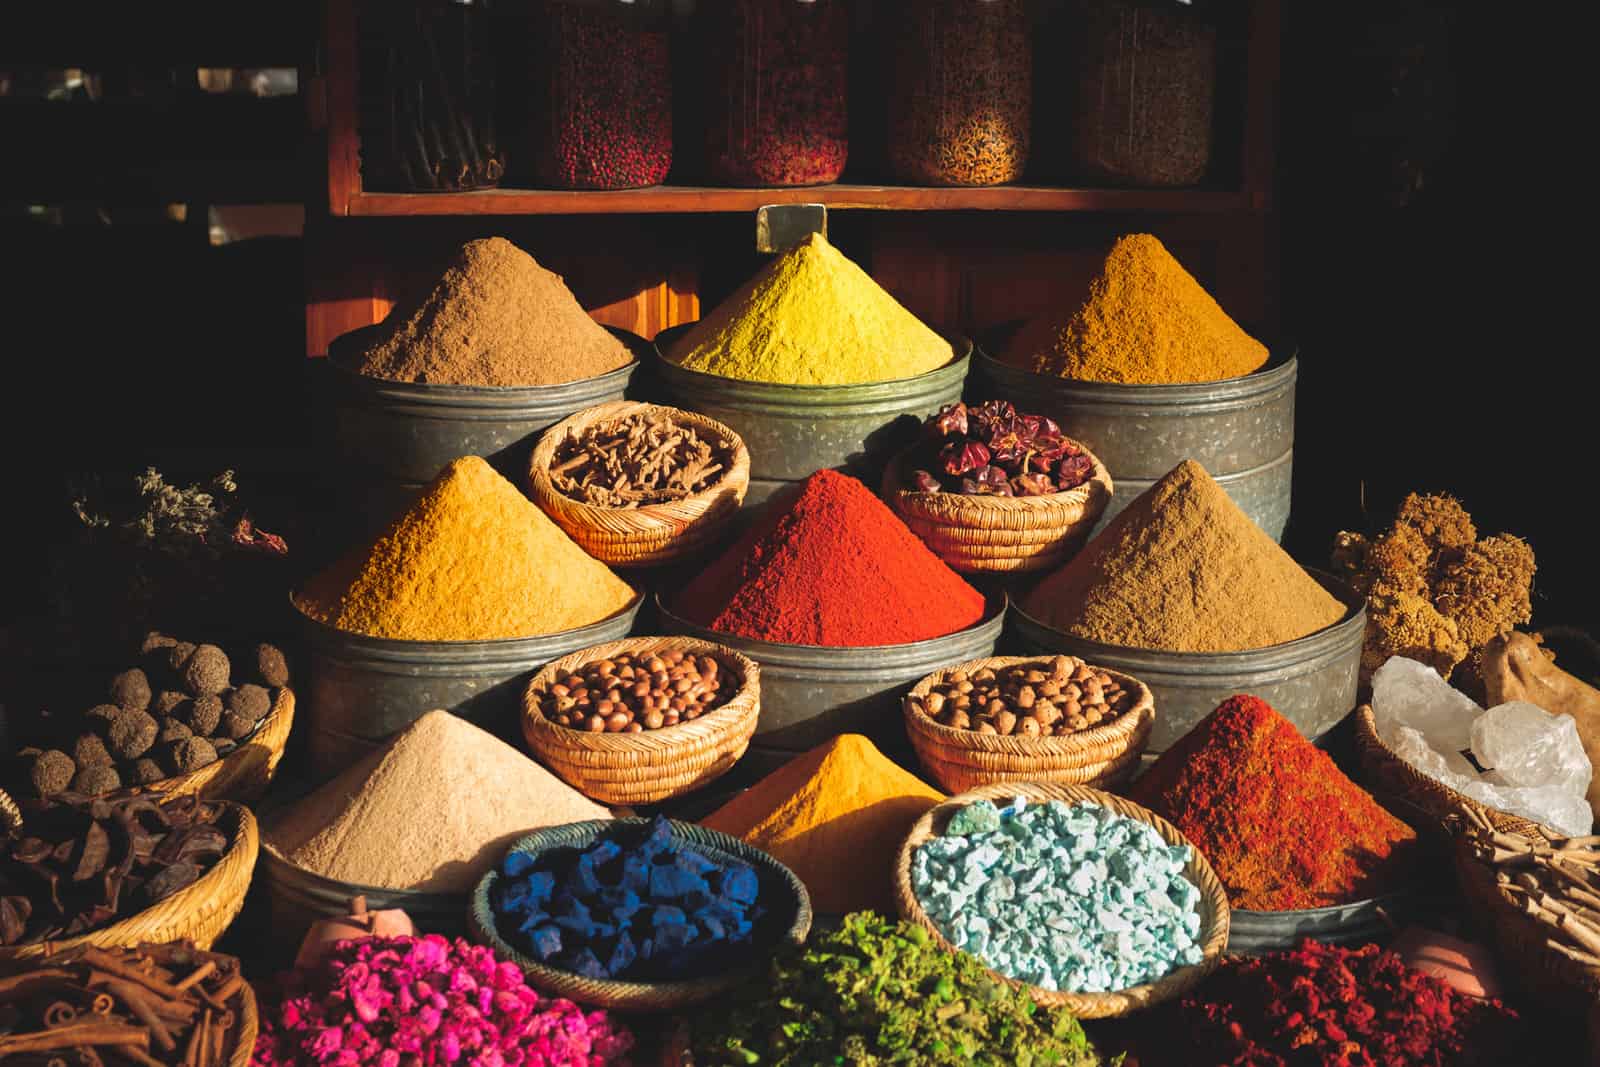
529,401 -> 751,566
883,401 -> 1113,574
0,788 -> 257,965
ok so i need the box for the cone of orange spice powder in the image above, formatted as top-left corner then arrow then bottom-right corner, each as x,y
1129,695 -> 1418,911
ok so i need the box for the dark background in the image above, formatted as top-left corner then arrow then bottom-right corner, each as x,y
0,2 -> 1588,660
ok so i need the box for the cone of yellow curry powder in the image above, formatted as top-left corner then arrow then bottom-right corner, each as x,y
700,734 -> 943,914
295,456 -> 636,641
1008,233 -> 1269,385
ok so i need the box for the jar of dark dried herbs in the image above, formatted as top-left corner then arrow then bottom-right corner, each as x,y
886,0 -> 1031,187
700,0 -> 849,187
1043,0 -> 1218,187
528,0 -> 673,190
358,0 -> 504,192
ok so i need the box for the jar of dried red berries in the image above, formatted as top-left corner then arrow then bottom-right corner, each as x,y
527,0 -> 673,190
699,0 -> 849,187
886,0 -> 1031,187
358,0 -> 504,192
1041,0 -> 1218,186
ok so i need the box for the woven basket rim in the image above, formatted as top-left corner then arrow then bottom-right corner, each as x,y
904,654 -> 1154,757
528,400 -> 751,516
883,441 -> 1113,515
468,818 -> 812,1006
522,637 -> 759,754
0,793 -> 257,957
1354,704 -> 1556,839
894,782 -> 1229,1017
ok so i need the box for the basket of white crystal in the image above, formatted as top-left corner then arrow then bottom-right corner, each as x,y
1355,655 -> 1596,843
893,782 -> 1230,1018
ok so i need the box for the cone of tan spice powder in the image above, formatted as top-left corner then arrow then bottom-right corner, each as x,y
265,710 -> 610,894
1023,460 -> 1346,653
355,237 -> 633,387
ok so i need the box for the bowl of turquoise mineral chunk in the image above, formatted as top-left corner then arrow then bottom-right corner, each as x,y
467,817 -> 812,1012
893,781 -> 1231,1018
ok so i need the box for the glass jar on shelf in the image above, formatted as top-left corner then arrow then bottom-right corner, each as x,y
885,0 -> 1032,187
1042,0 -> 1219,187
699,0 -> 849,187
528,0 -> 673,190
358,0 -> 504,192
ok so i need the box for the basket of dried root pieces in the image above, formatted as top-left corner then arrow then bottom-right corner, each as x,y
0,940 -> 258,1066
1453,805 -> 1600,1021
529,401 -> 751,566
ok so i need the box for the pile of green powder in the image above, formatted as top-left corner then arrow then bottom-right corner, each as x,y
687,911 -> 1104,1066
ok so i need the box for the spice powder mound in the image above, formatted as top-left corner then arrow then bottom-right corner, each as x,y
354,237 -> 632,387
674,468 -> 987,647
265,709 -> 610,894
1024,459 -> 1345,653
667,232 -> 954,386
700,734 -> 944,915
1130,695 -> 1418,911
295,455 -> 636,641
1008,233 -> 1268,385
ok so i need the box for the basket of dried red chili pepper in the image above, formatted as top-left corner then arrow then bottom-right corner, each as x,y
0,789 -> 258,965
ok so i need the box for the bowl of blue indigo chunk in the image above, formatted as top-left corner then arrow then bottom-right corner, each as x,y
470,814 -> 812,1011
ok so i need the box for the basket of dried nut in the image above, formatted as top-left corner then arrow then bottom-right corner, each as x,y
528,401 -> 751,566
521,637 -> 760,805
904,654 -> 1154,794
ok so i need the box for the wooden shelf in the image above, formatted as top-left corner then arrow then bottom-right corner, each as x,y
345,184 -> 1258,217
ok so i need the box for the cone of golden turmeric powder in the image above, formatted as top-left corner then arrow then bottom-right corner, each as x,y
295,456 -> 636,641
1008,233 -> 1269,384
700,734 -> 944,914
666,232 -> 956,385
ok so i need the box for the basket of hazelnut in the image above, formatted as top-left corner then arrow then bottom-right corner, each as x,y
521,637 -> 760,805
903,655 -> 1153,794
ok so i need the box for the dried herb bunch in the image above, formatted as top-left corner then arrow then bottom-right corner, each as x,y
70,468 -> 286,560
0,941 -> 250,1064
0,793 -> 231,946
550,411 -> 731,508
1332,492 -> 1535,685
905,401 -> 1096,497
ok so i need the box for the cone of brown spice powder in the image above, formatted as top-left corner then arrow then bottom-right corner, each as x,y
355,237 -> 633,387
265,710 -> 610,894
1023,460 -> 1346,653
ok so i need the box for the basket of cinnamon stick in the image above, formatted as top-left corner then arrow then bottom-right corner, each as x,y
0,940 -> 257,1066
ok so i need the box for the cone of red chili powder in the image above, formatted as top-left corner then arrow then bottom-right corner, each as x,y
674,469 -> 987,647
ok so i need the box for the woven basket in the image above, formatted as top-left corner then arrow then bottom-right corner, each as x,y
1452,829 -> 1600,1026
528,401 -> 751,566
1353,704 -> 1552,841
522,637 -> 759,805
881,444 -> 1112,574
0,790 -> 258,966
137,687 -> 295,805
894,782 -> 1229,1018
468,818 -> 811,1012
903,655 -> 1152,794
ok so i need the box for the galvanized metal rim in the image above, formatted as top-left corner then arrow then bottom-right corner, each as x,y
1010,570 -> 1364,675
327,324 -> 646,407
654,591 -> 1007,668
291,591 -> 646,662
259,840 -> 465,913
653,324 -> 974,405
973,345 -> 1298,412
1229,890 -> 1414,925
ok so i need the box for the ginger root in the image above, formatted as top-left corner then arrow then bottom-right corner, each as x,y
1481,631 -> 1600,823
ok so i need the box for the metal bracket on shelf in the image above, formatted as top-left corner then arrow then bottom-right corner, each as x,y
756,204 -> 826,254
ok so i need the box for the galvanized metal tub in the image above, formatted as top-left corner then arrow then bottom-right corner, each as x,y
327,323 -> 645,525
257,841 -> 468,950
1011,572 -> 1364,751
1227,893 -> 1413,955
296,592 -> 645,780
650,325 -> 972,510
655,592 -> 1007,760
973,347 -> 1296,541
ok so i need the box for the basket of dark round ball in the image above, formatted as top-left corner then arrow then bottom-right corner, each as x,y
469,815 -> 812,1012
883,401 -> 1113,574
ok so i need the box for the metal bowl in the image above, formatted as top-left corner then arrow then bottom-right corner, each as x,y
1227,892 -> 1413,955
1011,571 -> 1364,751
